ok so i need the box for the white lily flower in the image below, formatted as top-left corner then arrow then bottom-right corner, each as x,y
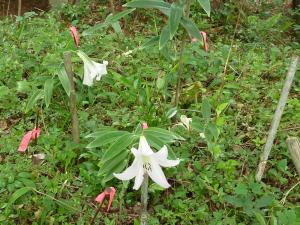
76,50 -> 108,86
114,136 -> 180,190
179,115 -> 192,131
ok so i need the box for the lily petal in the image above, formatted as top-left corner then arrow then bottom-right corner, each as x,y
133,161 -> 144,190
147,158 -> 171,188
154,146 -> 180,168
114,159 -> 139,180
139,136 -> 153,156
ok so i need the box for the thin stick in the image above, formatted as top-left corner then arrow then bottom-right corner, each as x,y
256,56 -> 299,182
141,174 -> 149,225
286,137 -> 300,176
63,52 -> 80,144
17,0 -> 21,16
280,181 -> 300,205
6,0 -> 10,16
217,13 -> 240,100
90,206 -> 102,225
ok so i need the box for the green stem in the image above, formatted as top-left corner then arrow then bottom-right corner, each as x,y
174,0 -> 191,107
141,174 -> 149,225
175,42 -> 186,107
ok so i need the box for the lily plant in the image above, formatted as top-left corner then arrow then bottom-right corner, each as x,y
114,135 -> 180,190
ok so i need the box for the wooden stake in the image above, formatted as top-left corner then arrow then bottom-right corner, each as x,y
256,56 -> 299,182
17,0 -> 22,16
63,52 -> 80,144
141,174 -> 148,225
287,137 -> 300,176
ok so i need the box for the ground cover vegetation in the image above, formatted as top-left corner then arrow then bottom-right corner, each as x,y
1,0 -> 300,224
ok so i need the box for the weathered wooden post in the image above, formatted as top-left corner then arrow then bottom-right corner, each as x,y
63,51 -> 80,144
287,137 -> 300,176
256,56 -> 299,182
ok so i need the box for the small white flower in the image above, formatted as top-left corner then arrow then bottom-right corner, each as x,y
114,136 -> 180,190
179,115 -> 192,131
77,50 -> 108,86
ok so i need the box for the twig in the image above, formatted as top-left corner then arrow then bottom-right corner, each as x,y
217,13 -> 240,100
280,181 -> 300,205
32,188 -> 81,212
90,206 -> 102,225
256,56 -> 299,182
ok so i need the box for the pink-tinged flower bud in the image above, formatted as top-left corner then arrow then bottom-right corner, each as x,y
95,187 -> 116,212
142,122 -> 148,130
70,26 -> 79,47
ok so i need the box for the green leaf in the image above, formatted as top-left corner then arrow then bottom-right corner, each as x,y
82,23 -> 108,36
25,90 -> 43,113
9,187 -> 32,205
159,25 -> 170,50
202,98 -> 211,120
82,9 -> 136,36
191,116 -> 205,132
57,68 -> 70,97
44,79 -> 54,108
181,17 -> 202,41
139,36 -> 159,50
166,107 -> 177,118
125,0 -> 171,11
169,2 -> 183,39
216,102 -> 229,117
99,133 -> 137,180
253,211 -> 267,225
86,131 -> 130,148
101,133 -> 136,163
197,0 -> 211,17
144,127 -> 184,143
111,21 -> 123,34
206,122 -> 218,140
105,8 -> 136,23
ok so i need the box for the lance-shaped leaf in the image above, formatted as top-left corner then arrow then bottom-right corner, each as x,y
181,17 -> 203,41
169,2 -> 183,39
125,0 -> 171,11
83,8 -> 135,36
197,0 -> 211,17
159,25 -> 170,50
57,67 -> 71,97
25,90 -> 43,113
44,78 -> 54,108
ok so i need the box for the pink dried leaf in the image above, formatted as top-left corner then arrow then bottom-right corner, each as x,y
18,131 -> 33,152
70,26 -> 79,47
106,187 -> 116,212
95,192 -> 106,206
200,31 -> 208,52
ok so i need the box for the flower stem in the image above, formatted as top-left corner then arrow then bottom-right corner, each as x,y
141,174 -> 149,225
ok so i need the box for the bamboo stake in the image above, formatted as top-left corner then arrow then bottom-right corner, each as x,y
256,56 -> 299,182
63,52 -> 80,144
287,137 -> 300,176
